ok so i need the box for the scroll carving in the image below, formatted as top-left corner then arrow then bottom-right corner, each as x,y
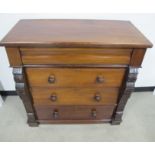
13,67 -> 38,126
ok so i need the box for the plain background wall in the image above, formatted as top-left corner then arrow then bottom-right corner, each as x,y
0,13 -> 155,90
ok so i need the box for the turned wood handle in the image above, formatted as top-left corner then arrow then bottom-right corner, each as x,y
53,110 -> 59,119
96,76 -> 104,83
50,93 -> 57,102
94,93 -> 101,102
48,75 -> 55,83
91,109 -> 97,118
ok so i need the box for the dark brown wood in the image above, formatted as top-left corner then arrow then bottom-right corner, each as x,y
130,48 -> 146,67
26,68 -> 126,88
31,87 -> 119,106
1,86 -> 155,97
24,64 -> 128,68
0,19 -> 152,48
111,67 -> 138,125
0,19 -> 153,126
21,48 -> 132,65
5,48 -> 22,66
34,105 -> 115,120
38,119 -> 111,124
13,67 -> 38,126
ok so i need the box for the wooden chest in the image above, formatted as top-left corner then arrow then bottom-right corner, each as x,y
0,19 -> 152,126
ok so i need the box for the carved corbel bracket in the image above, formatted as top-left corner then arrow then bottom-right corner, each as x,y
111,67 -> 138,125
13,67 -> 38,126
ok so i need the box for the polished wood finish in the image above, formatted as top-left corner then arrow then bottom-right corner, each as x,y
31,87 -> 119,105
21,48 -> 132,65
130,48 -> 146,67
34,105 -> 115,120
26,68 -> 125,88
112,67 -> 138,124
5,48 -> 22,66
38,119 -> 111,124
0,20 -> 152,48
13,67 -> 38,126
0,19 -> 152,126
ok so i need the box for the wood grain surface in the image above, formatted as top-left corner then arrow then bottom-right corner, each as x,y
0,19 -> 152,48
21,48 -> 132,65
26,68 -> 125,88
31,87 -> 119,105
0,19 -> 152,126
34,105 -> 115,120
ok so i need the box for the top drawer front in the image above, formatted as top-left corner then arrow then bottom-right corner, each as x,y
26,68 -> 125,88
20,48 -> 132,65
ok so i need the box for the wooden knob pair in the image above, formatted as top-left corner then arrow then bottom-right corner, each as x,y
52,109 -> 97,119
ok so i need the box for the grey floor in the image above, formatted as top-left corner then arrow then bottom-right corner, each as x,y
0,92 -> 155,142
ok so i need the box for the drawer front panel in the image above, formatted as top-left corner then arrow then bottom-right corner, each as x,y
31,88 -> 119,105
26,68 -> 125,88
21,48 -> 132,65
34,105 -> 115,120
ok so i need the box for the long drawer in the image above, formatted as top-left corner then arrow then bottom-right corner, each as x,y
21,48 -> 132,65
34,105 -> 116,120
31,87 -> 119,106
26,68 -> 125,88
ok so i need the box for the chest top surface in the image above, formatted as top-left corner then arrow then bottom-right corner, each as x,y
0,19 -> 152,48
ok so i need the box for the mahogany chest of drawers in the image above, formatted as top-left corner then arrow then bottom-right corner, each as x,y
0,19 -> 152,126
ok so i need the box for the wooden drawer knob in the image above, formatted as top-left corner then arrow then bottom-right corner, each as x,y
53,110 -> 59,119
48,75 -> 55,83
91,109 -> 97,118
94,93 -> 101,102
50,93 -> 57,102
96,76 -> 104,83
